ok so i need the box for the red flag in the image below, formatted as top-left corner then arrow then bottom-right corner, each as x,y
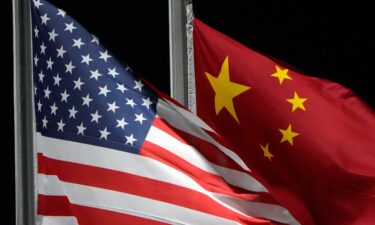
192,18 -> 375,225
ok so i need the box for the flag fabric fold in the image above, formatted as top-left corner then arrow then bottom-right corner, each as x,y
31,1 -> 298,225
192,18 -> 375,225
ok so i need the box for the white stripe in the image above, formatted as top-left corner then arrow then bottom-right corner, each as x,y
213,192 -> 300,225
162,99 -> 214,133
147,126 -> 267,192
146,126 -> 217,174
211,164 -> 267,193
38,174 -> 240,225
157,99 -> 251,172
36,216 -> 78,225
37,133 -> 298,224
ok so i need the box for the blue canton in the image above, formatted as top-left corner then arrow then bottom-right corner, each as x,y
32,0 -> 157,154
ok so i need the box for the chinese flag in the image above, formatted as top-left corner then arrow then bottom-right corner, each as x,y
193,18 -> 375,225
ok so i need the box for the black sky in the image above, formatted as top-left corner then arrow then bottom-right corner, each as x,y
5,1 -> 375,224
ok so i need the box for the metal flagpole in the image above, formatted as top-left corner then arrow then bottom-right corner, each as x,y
168,0 -> 192,106
185,0 -> 196,113
13,0 -> 35,224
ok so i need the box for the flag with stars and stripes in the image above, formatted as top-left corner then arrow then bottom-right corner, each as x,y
192,19 -> 375,225
31,1 -> 300,225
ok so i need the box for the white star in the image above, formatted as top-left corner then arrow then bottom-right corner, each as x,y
57,9 -> 66,17
40,13 -> 50,25
68,106 -> 78,118
99,50 -> 112,62
107,101 -> 119,113
98,85 -> 111,97
72,38 -> 85,49
33,0 -> 43,9
56,45 -> 67,58
134,113 -> 147,124
116,83 -> 128,93
34,86 -> 37,95
42,116 -> 48,128
73,78 -> 84,90
44,87 -> 51,99
40,42 -> 46,55
46,57 -> 54,70
81,54 -> 93,65
34,54 -> 39,66
133,80 -> 144,92
53,73 -> 62,86
50,102 -> 58,115
99,127 -> 111,140
141,97 -> 152,109
90,110 -> 102,123
90,69 -> 102,80
116,117 -> 128,129
37,100 -> 42,112
65,61 -> 75,74
38,70 -> 45,83
76,122 -> 86,135
48,29 -> 59,42
64,22 -> 77,33
107,67 -> 119,78
116,83 -> 127,93
82,94 -> 93,107
125,98 -> 136,108
60,90 -> 70,102
57,119 -> 65,132
34,26 -> 39,38
125,134 -> 137,146
91,34 -> 99,45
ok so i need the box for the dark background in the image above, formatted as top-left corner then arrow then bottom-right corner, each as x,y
5,1 -> 374,224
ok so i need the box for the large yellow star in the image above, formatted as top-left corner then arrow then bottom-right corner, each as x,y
205,56 -> 251,123
260,143 -> 273,161
286,91 -> 308,112
271,66 -> 292,85
279,124 -> 299,146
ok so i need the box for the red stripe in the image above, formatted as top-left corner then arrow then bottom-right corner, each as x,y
37,194 -> 168,225
37,153 -> 253,222
38,194 -> 72,216
141,140 -> 275,204
152,117 -> 247,173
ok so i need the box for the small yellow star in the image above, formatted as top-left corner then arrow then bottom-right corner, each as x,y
205,56 -> 251,123
260,143 -> 273,161
286,91 -> 307,112
279,124 -> 299,146
271,66 -> 292,85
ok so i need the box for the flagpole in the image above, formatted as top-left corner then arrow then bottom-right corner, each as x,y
185,0 -> 195,113
13,0 -> 35,224
168,0 -> 191,106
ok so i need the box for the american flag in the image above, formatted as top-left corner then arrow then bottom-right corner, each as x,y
31,0 -> 299,224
